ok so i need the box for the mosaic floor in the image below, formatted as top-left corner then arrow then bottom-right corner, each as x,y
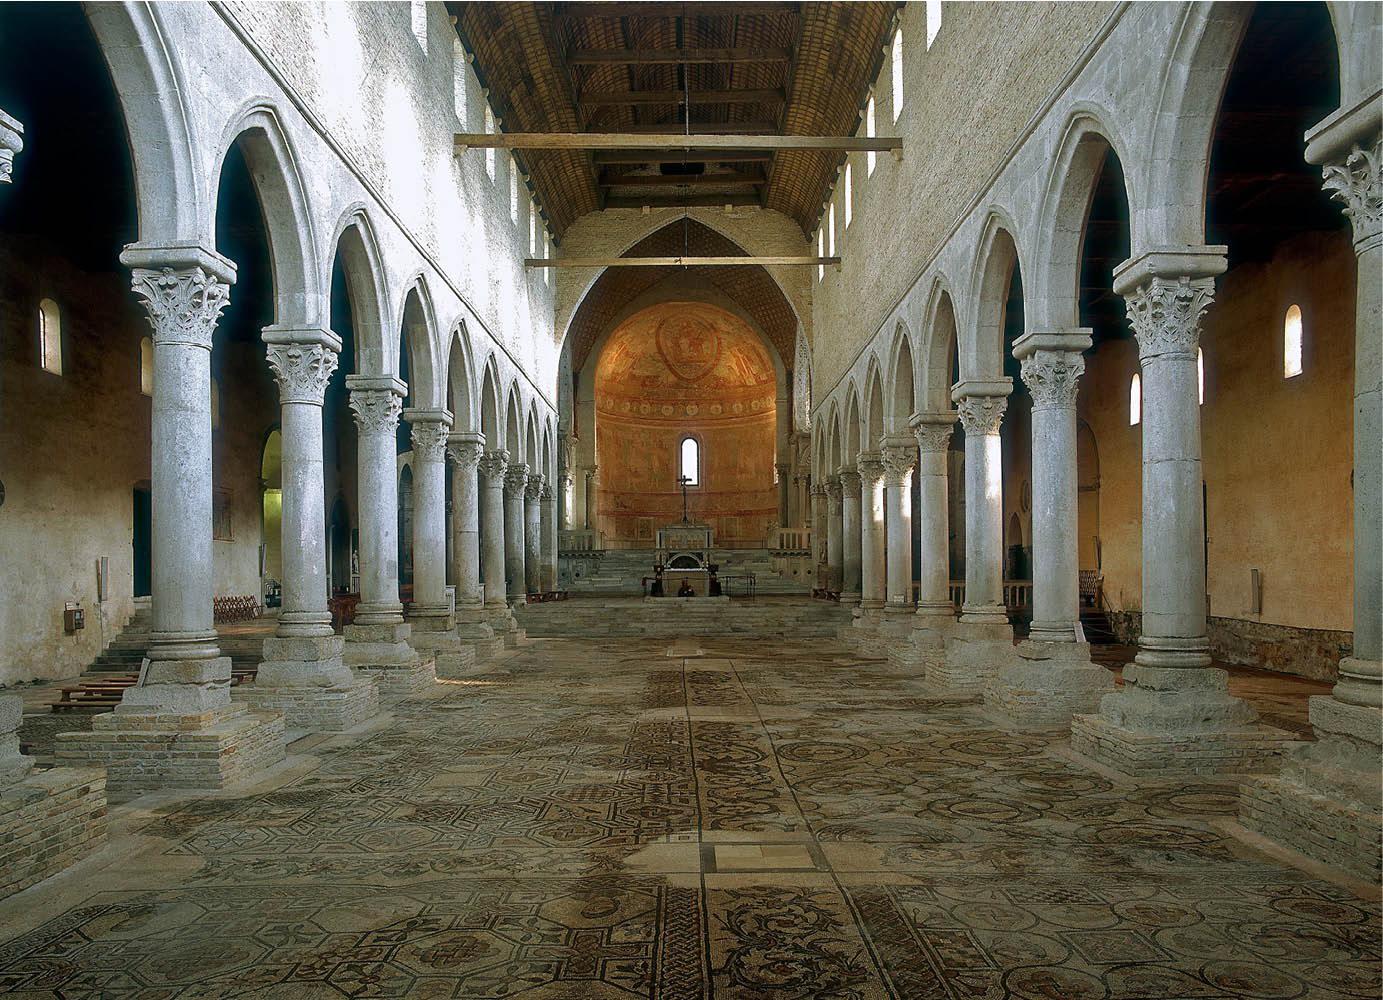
0,634 -> 1377,999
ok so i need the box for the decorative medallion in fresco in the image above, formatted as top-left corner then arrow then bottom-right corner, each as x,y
656,311 -> 722,383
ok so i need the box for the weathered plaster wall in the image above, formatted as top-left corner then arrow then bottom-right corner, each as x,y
0,242 -> 276,685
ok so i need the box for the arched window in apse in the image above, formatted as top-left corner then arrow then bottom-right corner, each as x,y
680,437 -> 700,486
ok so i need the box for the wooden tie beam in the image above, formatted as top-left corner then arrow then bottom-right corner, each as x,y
524,256 -> 841,270
566,47 -> 793,65
456,132 -> 903,156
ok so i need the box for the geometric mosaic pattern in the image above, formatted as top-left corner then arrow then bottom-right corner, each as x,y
0,634 -> 1377,998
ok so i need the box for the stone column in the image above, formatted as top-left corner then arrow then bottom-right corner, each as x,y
857,452 -> 886,612
825,475 -> 844,591
776,462 -> 792,533
337,378 -> 422,689
524,473 -> 543,595
479,450 -> 517,640
583,465 -> 599,532
505,463 -> 529,604
558,432 -> 576,531
60,248 -> 288,796
880,438 -> 915,614
911,412 -> 957,629
540,484 -> 557,592
446,432 -> 497,648
1238,107 -> 1382,879
1073,247 -> 1281,772
0,109 -> 23,184
249,329 -> 379,729
405,409 -> 453,633
809,483 -> 827,576
941,381 -> 1015,690
839,467 -> 862,602
988,334 -> 1112,721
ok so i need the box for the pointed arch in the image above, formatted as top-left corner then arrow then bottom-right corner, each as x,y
967,211 -> 1024,381
921,278 -> 961,412
887,323 -> 918,431
864,359 -> 887,452
445,318 -> 478,434
397,274 -> 441,409
525,403 -> 539,475
479,355 -> 502,451
505,382 -> 524,460
542,417 -> 555,483
826,403 -> 842,473
843,382 -> 862,465
327,206 -> 389,375
212,102 -> 322,328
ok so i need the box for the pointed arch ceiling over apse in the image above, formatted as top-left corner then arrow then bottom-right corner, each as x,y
564,218 -> 796,374
449,2 -> 901,240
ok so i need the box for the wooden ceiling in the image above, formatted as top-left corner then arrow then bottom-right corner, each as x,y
450,1 -> 900,241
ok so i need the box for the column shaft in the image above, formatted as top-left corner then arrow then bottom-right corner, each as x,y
881,442 -> 915,612
347,380 -> 406,624
540,487 -> 557,592
912,413 -> 956,624
479,451 -> 509,609
840,468 -> 862,600
524,475 -> 543,595
953,383 -> 1010,624
858,453 -> 886,609
447,434 -> 484,611
584,466 -> 599,532
825,476 -> 844,591
505,464 -> 529,602
407,411 -> 452,627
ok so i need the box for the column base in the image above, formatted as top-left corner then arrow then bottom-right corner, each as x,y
342,622 -> 435,696
1070,665 -> 1295,776
0,768 -> 107,901
408,607 -> 456,633
936,619 -> 1017,693
1239,691 -> 1381,881
57,703 -> 285,798
840,589 -> 861,605
117,654 -> 233,716
984,640 -> 1115,725
487,605 -> 526,647
454,607 -> 506,661
407,629 -> 475,679
887,628 -> 943,677
242,634 -> 380,731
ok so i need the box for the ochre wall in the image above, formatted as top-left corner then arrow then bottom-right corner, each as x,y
1077,229 -> 1356,676
594,302 -> 777,547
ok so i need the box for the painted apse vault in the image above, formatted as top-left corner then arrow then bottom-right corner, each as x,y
594,302 -> 778,547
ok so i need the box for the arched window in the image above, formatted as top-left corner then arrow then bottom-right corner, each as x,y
1129,373 -> 1141,426
211,378 -> 221,430
1284,303 -> 1303,378
828,202 -> 836,256
817,228 -> 824,282
891,27 -> 904,121
844,162 -> 853,227
528,202 -> 536,255
866,96 -> 877,176
140,336 -> 153,396
1197,347 -> 1205,405
679,436 -> 700,486
38,298 -> 61,375
926,0 -> 942,48
509,165 -> 519,223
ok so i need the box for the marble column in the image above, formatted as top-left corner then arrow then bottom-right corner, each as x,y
505,463 -> 529,604
558,432 -> 576,531
809,483 -> 827,573
252,329 -> 379,728
857,452 -> 887,611
1237,107 -> 1382,878
405,408 -> 453,633
911,411 -> 957,630
880,438 -> 915,614
839,467 -> 862,602
1073,247 -> 1279,770
524,473 -> 543,595
478,450 -> 515,638
446,432 -> 496,644
117,249 -> 236,717
540,484 -> 557,592
344,377 -> 407,626
988,334 -> 1112,721
583,465 -> 599,532
825,475 -> 844,591
776,462 -> 792,533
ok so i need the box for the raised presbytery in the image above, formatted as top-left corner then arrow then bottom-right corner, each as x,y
0,2 -> 1378,996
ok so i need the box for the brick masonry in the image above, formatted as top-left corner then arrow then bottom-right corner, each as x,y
1239,774 -> 1382,882
359,656 -> 438,696
0,768 -> 107,902
234,677 -> 379,732
1070,713 -> 1298,777
55,705 -> 285,799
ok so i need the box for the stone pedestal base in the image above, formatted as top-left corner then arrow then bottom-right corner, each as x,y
242,634 -> 380,731
938,620 -> 1015,692
485,606 -> 525,647
1239,693 -> 1381,880
455,612 -> 506,662
408,629 -> 475,679
0,768 -> 107,901
362,655 -> 438,695
57,704 -> 285,798
1070,665 -> 1294,776
887,628 -> 944,677
984,640 -> 1115,725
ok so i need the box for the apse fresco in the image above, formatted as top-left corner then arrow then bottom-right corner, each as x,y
594,303 -> 778,546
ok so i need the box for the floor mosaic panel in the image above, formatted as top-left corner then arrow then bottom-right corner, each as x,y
1,632 -> 1376,998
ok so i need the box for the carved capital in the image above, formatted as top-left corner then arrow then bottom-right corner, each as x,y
525,473 -> 545,501
838,468 -> 862,493
1123,275 -> 1215,361
0,109 -> 24,184
505,463 -> 530,491
1322,135 -> 1383,244
446,439 -> 484,473
1021,352 -> 1085,409
880,445 -> 915,486
825,476 -> 843,513
910,412 -> 955,454
478,449 -> 509,481
810,483 -> 828,499
267,341 -> 337,405
129,266 -> 231,350
349,388 -> 403,435
956,395 -> 1007,437
410,421 -> 450,463
540,485 -> 555,503
584,464 -> 600,485
857,450 -> 885,486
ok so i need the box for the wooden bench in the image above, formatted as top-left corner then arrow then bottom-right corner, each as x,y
213,595 -> 262,624
49,667 -> 258,712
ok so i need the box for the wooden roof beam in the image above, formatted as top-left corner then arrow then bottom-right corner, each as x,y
566,47 -> 792,65
592,150 -> 774,165
525,255 -> 841,269
601,194 -> 764,209
456,132 -> 903,153
597,170 -> 767,187
578,88 -> 786,107
553,3 -> 800,20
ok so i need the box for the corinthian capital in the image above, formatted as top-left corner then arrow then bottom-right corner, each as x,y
349,388 -> 403,434
505,463 -> 530,491
857,450 -> 884,485
1,109 -> 24,184
525,473 -> 545,501
1122,276 -> 1215,361
478,449 -> 509,481
446,435 -> 484,473
129,266 -> 232,350
1321,135 -> 1382,244
909,411 -> 956,454
825,475 -> 843,512
540,485 -> 555,503
267,341 -> 338,405
838,467 -> 861,493
955,395 -> 1007,437
409,421 -> 451,463
880,441 -> 915,486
